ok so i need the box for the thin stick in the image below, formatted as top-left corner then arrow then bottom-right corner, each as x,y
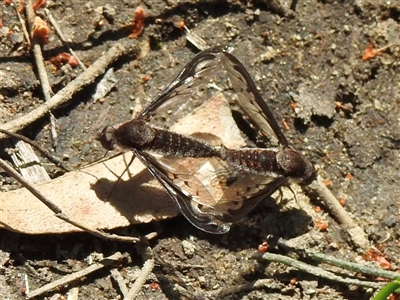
258,252 -> 384,289
110,269 -> 129,298
7,1 -> 53,183
0,158 -> 140,243
26,0 -> 58,147
26,0 -> 53,100
277,238 -> 400,280
125,243 -> 155,299
307,176 -> 370,250
0,43 -> 127,139
309,251 -> 400,280
0,129 -> 73,172
26,252 -> 123,299
14,6 -> 30,47
309,177 -> 355,227
43,8 -> 86,70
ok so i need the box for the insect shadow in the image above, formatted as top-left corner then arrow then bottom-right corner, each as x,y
91,162 -> 179,222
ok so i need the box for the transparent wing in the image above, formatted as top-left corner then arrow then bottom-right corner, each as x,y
139,51 -> 222,119
139,48 -> 288,147
134,150 -> 231,234
220,51 -> 288,147
213,174 -> 289,223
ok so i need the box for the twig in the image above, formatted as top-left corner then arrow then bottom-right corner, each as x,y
277,238 -> 400,280
14,6 -> 30,47
0,129 -> 73,172
0,158 -> 140,243
309,176 -> 355,227
125,242 -> 155,299
25,0 -> 53,100
257,252 -> 384,289
307,176 -> 370,250
110,269 -> 129,298
26,0 -> 58,147
0,43 -> 127,139
7,1 -> 53,183
144,232 -> 158,241
26,252 -> 123,299
43,8 -> 86,70
310,252 -> 400,280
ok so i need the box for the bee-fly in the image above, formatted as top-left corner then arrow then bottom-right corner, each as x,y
97,49 -> 315,233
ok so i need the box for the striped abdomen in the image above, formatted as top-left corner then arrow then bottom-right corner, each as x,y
99,119 -> 218,158
218,146 -> 282,175
218,146 -> 315,184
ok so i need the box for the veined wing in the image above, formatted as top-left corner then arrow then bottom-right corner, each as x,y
213,174 -> 289,223
139,51 -> 222,119
219,51 -> 288,147
139,153 -> 288,228
133,151 -> 231,234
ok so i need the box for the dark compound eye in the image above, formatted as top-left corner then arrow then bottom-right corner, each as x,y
98,126 -> 116,151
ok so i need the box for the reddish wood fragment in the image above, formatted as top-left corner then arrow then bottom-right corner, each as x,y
33,0 -> 46,11
345,173 -> 353,180
128,6 -> 145,39
258,242 -> 269,253
141,74 -> 151,84
322,180 -> 332,186
33,16 -> 50,43
362,42 -> 382,61
314,218 -> 328,231
50,53 -> 78,69
176,20 -> 185,29
363,248 -> 392,270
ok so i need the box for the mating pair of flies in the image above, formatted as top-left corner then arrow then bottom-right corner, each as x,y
98,48 -> 316,234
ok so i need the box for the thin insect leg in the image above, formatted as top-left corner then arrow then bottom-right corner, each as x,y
103,153 -> 136,200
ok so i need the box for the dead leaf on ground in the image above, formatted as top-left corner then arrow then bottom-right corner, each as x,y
0,92 -> 246,234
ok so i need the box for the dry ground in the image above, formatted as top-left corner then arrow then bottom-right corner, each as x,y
1,0 -> 400,299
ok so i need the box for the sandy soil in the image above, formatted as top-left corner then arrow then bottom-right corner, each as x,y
0,0 -> 399,299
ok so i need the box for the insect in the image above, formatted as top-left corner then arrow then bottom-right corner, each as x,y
98,51 -> 233,234
97,49 -> 315,234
